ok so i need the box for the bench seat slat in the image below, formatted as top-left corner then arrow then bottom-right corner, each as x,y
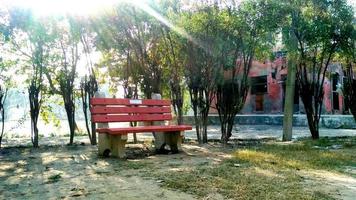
92,114 -> 172,123
91,106 -> 171,114
90,98 -> 171,106
96,125 -> 192,134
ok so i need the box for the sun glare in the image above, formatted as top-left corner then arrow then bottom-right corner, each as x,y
3,0 -> 121,16
131,1 -> 195,43
3,0 -> 201,55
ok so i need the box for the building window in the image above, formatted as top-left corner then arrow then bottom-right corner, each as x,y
332,73 -> 339,111
251,76 -> 267,95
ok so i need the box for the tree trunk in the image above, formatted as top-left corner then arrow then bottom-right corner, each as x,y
201,89 -> 210,144
343,64 -> 356,122
30,112 -> 39,148
0,97 -> 5,148
220,121 -> 227,143
227,120 -> 233,140
29,84 -> 40,148
91,122 -> 96,145
351,108 -> 356,122
68,115 -> 75,145
82,98 -> 93,144
282,59 -> 296,141
202,111 -> 208,143
220,120 -> 234,144
177,105 -> 183,125
297,64 -> 323,140
194,114 -> 202,143
190,89 -> 201,143
0,108 -> 4,148
171,84 -> 184,125
216,79 -> 248,144
81,76 -> 98,145
83,102 -> 96,145
32,121 -> 39,148
65,102 -> 76,145
305,111 -> 319,140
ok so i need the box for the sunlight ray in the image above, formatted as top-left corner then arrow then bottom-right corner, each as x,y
130,1 -> 206,52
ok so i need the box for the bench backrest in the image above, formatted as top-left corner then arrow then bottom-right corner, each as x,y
90,98 -> 172,123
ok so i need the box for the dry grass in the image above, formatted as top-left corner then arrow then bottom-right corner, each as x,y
1,137 -> 355,199
146,137 -> 356,200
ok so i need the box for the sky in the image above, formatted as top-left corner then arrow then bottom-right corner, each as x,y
2,0 -> 120,16
2,0 -> 356,17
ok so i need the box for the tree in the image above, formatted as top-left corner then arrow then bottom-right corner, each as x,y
214,8 -> 249,144
156,0 -> 186,125
0,84 -> 7,148
78,18 -> 99,145
45,17 -> 81,145
0,54 -> 13,149
181,7 -> 220,144
94,7 -> 145,143
94,2 -> 168,99
160,28 -> 186,125
0,8 -> 8,148
160,32 -> 184,124
80,74 -> 98,145
341,17 -> 356,121
0,55 -> 15,149
120,3 -> 164,98
8,9 -> 54,147
286,0 -> 354,139
344,65 -> 356,121
215,0 -> 282,144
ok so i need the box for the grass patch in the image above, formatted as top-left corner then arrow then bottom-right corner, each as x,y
147,137 -> 356,199
47,173 -> 62,183
301,136 -> 356,148
150,162 -> 327,199
233,137 -> 356,173
123,160 -> 153,170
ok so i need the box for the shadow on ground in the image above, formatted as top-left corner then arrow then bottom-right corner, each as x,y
0,138 -> 355,200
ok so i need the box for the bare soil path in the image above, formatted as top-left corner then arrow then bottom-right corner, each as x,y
0,145 -> 197,200
1,142 -> 355,199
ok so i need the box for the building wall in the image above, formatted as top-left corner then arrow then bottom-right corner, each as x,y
241,58 -> 345,114
211,54 -> 346,115
241,58 -> 287,114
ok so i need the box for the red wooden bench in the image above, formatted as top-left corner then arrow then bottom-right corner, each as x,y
90,98 -> 192,158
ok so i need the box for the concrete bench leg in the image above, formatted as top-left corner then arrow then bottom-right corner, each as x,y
98,133 -> 111,156
177,131 -> 184,151
154,131 -> 166,151
165,131 -> 181,153
151,93 -> 167,152
111,134 -> 127,158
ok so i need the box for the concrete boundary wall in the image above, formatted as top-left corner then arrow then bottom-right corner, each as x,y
183,115 -> 356,129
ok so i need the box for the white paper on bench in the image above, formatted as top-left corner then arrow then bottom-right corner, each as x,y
129,99 -> 142,105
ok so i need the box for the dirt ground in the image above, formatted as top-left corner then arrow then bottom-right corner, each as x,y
0,142 -> 355,200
